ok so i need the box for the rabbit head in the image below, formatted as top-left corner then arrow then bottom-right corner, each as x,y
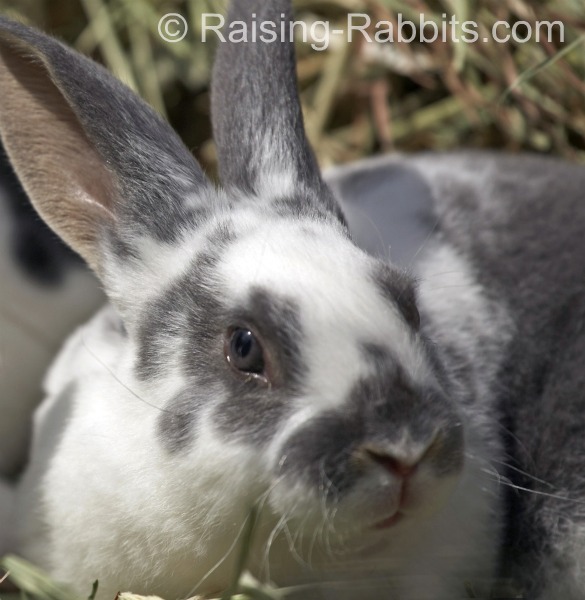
0,0 -> 471,596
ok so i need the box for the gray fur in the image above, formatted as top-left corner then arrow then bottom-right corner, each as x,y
211,0 -> 344,224
157,389 -> 205,453
149,267 -> 308,451
279,360 -> 463,495
373,263 -> 420,330
4,0 -> 585,596
421,153 -> 585,595
326,159 -> 437,267
136,247 -> 227,383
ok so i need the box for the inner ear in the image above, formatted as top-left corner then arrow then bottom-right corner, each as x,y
0,33 -> 116,273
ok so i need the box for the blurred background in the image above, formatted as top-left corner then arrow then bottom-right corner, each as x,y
0,0 -> 583,174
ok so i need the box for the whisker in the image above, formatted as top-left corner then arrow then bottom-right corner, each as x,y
283,522 -> 311,570
467,448 -> 558,494
184,510 -> 254,598
407,219 -> 440,271
261,513 -> 288,582
419,269 -> 466,280
490,421 -> 540,475
80,335 -> 172,414
421,284 -> 471,292
487,457 -> 556,490
479,468 -> 585,505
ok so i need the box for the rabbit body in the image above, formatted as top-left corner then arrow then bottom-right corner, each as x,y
1,1 -> 585,599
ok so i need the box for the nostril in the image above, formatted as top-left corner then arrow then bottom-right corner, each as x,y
365,449 -> 419,479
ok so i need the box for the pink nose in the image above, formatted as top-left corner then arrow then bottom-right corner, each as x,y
364,448 -> 420,479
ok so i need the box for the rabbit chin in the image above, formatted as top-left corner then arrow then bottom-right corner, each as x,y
249,474 -> 466,599
262,467 -> 462,545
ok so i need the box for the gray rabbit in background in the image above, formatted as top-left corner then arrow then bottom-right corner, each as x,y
1,0 -> 585,598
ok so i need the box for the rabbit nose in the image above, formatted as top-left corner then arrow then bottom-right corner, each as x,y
364,447 -> 419,478
362,436 -> 438,479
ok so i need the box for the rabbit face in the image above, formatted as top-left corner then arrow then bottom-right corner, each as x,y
131,204 -> 465,543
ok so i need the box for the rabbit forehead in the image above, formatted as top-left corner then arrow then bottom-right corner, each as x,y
219,219 -> 380,309
217,218 -> 420,359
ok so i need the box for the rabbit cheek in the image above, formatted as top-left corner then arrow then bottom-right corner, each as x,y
157,388 -> 209,453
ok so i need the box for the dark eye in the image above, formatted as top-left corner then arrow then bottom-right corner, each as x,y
226,328 -> 265,375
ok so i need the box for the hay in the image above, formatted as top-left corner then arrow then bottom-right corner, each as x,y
0,0 -> 582,175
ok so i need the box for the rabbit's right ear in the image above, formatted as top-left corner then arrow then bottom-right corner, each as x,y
0,18 -> 211,280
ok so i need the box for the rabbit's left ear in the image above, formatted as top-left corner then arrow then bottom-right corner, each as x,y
211,0 -> 344,222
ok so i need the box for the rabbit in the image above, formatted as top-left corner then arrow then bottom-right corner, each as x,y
1,1 -> 584,599
0,143 -> 104,477
0,3 -> 501,598
326,150 -> 585,599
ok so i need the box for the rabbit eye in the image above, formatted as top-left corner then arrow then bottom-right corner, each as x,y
226,328 -> 265,375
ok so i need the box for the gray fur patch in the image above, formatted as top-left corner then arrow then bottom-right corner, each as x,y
135,224 -> 234,382
279,358 -> 463,498
374,264 -> 420,330
326,159 -> 437,267
271,194 -> 347,229
138,237 -> 306,450
361,343 -> 391,365
157,389 -> 205,453
138,247 -> 226,451
210,289 -> 306,443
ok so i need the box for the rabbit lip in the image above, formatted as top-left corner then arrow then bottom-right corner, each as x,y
373,510 -> 404,530
372,478 -> 411,529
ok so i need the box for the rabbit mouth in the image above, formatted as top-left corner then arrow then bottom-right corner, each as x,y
374,511 -> 405,530
371,476 -> 410,530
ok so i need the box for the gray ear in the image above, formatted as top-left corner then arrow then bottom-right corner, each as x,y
0,17 -> 211,276
211,0 -> 344,221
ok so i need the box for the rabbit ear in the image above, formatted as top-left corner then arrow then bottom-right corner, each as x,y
0,18 -> 212,278
211,0 -> 344,221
